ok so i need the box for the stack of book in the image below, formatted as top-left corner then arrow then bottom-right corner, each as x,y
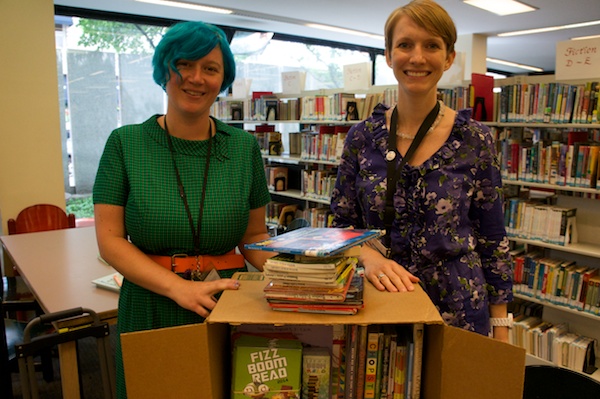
245,227 -> 384,315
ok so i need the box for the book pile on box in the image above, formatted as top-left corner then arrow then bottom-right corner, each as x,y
245,227 -> 384,315
263,252 -> 363,315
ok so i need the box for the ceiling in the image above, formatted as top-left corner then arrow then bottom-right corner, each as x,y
54,0 -> 600,76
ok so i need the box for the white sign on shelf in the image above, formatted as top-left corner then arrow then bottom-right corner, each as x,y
439,51 -> 465,86
231,78 -> 252,99
555,37 -> 600,81
281,71 -> 305,95
344,62 -> 372,91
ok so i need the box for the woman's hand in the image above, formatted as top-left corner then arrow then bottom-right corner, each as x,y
360,245 -> 420,292
170,278 -> 240,318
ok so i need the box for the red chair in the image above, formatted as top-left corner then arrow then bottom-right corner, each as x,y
7,204 -> 76,235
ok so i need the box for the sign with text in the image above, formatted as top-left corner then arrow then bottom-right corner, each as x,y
344,62 -> 372,91
232,78 -> 252,99
281,71 -> 305,95
556,37 -> 600,81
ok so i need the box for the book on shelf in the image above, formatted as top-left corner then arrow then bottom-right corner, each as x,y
363,325 -> 382,399
301,347 -> 331,399
330,324 -> 346,399
231,334 -> 303,399
266,166 -> 288,191
355,325 -> 368,399
244,227 -> 384,257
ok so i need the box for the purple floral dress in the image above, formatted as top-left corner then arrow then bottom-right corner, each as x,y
331,103 -> 513,335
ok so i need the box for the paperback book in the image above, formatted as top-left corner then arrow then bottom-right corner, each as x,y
301,347 -> 331,399
263,266 -> 356,302
263,257 -> 356,286
231,334 -> 303,399
266,270 -> 364,315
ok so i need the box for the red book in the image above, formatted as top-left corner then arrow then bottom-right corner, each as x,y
567,131 -> 589,146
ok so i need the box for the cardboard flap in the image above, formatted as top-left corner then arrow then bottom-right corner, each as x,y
121,323 -> 228,398
208,272 -> 443,326
423,324 -> 526,399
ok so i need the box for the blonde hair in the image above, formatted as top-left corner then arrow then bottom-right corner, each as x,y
384,0 -> 457,55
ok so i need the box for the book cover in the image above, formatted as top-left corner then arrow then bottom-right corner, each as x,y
244,227 -> 383,257
265,259 -> 356,289
92,272 -> 123,293
231,334 -> 302,399
264,253 -> 347,271
263,267 -> 356,303
302,347 -> 330,399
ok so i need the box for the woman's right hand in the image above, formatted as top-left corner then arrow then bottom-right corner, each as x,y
170,278 -> 240,318
360,245 -> 420,292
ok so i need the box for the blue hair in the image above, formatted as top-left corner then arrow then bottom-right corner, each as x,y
152,21 -> 235,92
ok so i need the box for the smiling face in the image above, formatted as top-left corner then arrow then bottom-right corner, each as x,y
385,15 -> 455,98
165,46 -> 225,119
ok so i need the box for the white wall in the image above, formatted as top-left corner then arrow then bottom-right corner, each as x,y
0,0 -> 66,233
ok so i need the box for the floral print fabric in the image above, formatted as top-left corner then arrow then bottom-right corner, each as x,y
331,103 -> 513,335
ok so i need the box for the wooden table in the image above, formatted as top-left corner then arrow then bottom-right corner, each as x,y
1,227 -> 118,399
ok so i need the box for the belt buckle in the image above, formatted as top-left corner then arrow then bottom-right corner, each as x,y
170,253 -> 188,272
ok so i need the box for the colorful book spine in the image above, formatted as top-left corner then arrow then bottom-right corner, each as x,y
363,328 -> 380,398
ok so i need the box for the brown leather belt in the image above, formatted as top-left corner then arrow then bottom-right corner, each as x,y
148,250 -> 245,273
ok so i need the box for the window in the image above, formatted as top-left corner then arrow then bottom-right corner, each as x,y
231,31 -> 372,92
53,10 -> 384,219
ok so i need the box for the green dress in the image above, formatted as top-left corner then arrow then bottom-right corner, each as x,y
93,115 -> 271,398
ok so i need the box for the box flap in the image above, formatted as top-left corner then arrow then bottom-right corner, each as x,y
121,323 -> 228,398
423,324 -> 526,399
208,272 -> 443,326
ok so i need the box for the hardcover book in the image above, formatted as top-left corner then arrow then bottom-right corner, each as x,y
231,334 -> 303,399
244,227 -> 383,257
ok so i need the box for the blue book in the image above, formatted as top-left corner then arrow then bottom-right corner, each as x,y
245,227 -> 384,257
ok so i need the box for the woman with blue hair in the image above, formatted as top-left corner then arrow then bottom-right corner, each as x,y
93,21 -> 272,397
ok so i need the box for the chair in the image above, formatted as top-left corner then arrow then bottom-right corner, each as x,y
7,203 -> 76,235
5,203 -> 76,278
523,365 -> 600,399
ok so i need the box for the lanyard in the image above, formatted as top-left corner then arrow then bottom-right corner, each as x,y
164,117 -> 213,255
383,101 -> 441,251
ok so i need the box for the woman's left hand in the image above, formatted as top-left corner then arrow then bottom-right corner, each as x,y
360,245 -> 420,292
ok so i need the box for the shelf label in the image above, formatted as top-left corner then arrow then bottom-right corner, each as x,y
555,37 -> 600,81
344,62 -> 371,91
232,78 -> 252,99
281,71 -> 305,95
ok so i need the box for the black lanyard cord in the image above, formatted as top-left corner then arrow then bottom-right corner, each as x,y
164,117 -> 213,255
383,100 -> 441,251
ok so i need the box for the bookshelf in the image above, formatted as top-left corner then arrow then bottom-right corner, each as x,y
496,75 -> 600,381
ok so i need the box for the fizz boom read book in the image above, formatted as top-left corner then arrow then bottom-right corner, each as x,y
232,335 -> 302,399
245,228 -> 383,257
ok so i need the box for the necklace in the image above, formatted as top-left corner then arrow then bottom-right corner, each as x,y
164,115 -> 213,255
397,100 -> 445,140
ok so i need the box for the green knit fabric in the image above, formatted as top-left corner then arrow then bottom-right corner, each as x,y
93,115 -> 271,398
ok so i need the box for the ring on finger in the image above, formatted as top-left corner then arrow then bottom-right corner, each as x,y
377,273 -> 386,280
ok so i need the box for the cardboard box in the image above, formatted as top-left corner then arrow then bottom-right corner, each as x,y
122,272 -> 526,399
